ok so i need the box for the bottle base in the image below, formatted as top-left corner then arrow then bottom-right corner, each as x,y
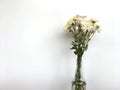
72,80 -> 86,90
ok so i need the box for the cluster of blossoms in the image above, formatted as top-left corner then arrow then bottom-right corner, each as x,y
64,15 -> 100,36
64,15 -> 101,54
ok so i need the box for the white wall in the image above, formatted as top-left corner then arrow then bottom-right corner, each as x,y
0,0 -> 120,90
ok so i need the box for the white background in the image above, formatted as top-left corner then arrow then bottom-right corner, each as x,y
0,0 -> 120,90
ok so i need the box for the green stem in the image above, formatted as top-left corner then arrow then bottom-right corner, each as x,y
75,51 -> 84,82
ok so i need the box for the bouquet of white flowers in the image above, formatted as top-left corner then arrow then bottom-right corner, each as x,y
64,15 -> 101,90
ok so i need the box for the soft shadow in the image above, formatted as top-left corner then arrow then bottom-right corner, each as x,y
49,29 -> 74,90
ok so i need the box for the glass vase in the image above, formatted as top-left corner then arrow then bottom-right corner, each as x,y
72,54 -> 86,90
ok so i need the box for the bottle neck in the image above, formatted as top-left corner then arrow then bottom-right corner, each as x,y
75,52 -> 84,81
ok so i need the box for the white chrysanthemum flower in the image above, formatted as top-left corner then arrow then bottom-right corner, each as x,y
95,24 -> 101,32
81,20 -> 94,33
89,18 -> 98,23
64,16 -> 78,30
64,24 -> 70,30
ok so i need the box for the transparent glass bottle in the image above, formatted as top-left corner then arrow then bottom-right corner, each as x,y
72,54 -> 86,90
